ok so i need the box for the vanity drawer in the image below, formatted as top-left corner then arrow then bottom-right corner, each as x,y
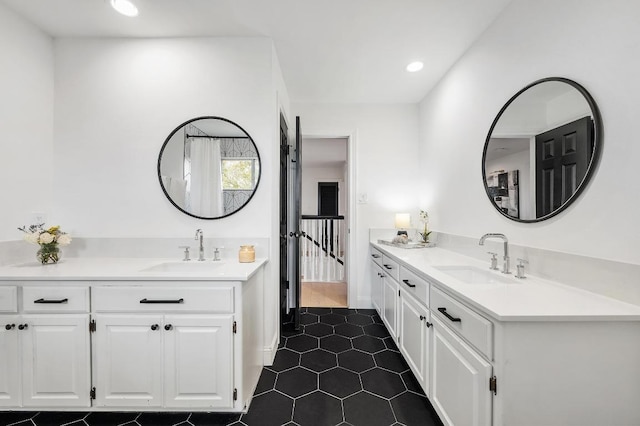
0,286 -> 18,312
22,286 -> 89,313
399,267 -> 429,307
92,286 -> 234,313
381,255 -> 400,282
370,247 -> 383,267
431,286 -> 493,359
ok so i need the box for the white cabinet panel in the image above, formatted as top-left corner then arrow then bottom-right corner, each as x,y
164,315 -> 233,408
382,277 -> 398,341
431,286 -> 493,360
94,314 -> 163,407
21,315 -> 90,407
0,287 -> 17,313
431,316 -> 492,426
399,290 -> 430,395
370,262 -> 384,315
0,317 -> 20,407
22,287 -> 89,313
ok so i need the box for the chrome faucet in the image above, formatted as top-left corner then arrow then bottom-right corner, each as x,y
479,233 -> 510,274
195,229 -> 205,261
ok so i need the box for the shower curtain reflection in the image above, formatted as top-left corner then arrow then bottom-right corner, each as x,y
187,137 -> 223,217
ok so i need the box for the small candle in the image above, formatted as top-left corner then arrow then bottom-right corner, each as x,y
239,245 -> 255,263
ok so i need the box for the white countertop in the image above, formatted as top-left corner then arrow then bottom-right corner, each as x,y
371,241 -> 640,321
0,257 -> 268,282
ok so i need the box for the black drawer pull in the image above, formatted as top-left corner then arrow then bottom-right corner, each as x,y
371,254 -> 381,258
5,324 -> 15,330
34,298 -> 68,304
438,307 -> 461,322
383,264 -> 393,270
140,298 -> 184,304
402,279 -> 416,288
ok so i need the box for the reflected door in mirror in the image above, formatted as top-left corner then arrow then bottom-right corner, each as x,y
535,116 -> 593,217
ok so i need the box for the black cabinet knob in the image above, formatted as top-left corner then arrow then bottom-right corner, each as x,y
164,324 -> 173,331
5,324 -> 15,330
151,324 -> 159,331
18,324 -> 28,330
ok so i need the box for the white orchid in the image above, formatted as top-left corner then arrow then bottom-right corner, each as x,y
57,234 -> 72,246
23,232 -> 40,244
38,232 -> 54,244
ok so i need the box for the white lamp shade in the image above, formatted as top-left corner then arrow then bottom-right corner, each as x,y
394,213 -> 411,229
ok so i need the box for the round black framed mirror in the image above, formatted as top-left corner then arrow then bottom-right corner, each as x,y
157,116 -> 261,220
482,77 -> 602,222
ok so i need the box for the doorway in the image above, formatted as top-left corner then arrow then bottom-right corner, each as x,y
299,137 -> 349,308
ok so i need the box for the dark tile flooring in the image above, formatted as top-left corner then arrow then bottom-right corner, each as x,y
0,308 -> 443,426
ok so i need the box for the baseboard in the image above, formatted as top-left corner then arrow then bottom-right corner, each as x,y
263,332 -> 278,366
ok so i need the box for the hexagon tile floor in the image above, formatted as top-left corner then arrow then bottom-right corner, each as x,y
0,308 -> 444,426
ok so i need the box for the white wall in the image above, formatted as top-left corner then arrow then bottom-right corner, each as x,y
292,103 -> 421,307
0,3 -> 54,241
301,165 -> 346,216
418,0 -> 640,265
486,148 -> 532,220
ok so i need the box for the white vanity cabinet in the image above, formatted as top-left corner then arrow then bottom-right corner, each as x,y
369,242 -> 640,426
0,258 -> 266,413
0,286 -> 91,408
92,285 -> 236,409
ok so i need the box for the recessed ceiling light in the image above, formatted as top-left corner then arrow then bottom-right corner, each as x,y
110,0 -> 138,17
406,61 -> 424,72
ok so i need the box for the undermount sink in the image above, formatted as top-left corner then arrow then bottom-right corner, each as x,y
434,265 -> 514,285
141,261 -> 226,273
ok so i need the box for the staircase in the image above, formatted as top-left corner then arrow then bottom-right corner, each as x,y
300,216 -> 345,282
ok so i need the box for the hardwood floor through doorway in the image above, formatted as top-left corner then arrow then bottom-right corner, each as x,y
301,281 -> 347,307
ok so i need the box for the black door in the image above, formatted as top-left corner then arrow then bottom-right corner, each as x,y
279,113 -> 290,330
291,116 -> 302,330
318,182 -> 339,217
535,116 -> 593,217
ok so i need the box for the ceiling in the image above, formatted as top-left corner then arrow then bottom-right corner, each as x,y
2,0 -> 513,103
302,138 -> 347,168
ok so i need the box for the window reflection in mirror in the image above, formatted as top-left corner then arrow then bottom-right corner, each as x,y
482,78 -> 602,222
158,117 -> 261,219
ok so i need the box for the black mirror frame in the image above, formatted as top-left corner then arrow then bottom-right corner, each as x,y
482,77 -> 603,223
157,116 -> 261,220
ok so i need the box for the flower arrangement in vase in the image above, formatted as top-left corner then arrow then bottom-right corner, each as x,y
417,210 -> 431,244
18,223 -> 72,264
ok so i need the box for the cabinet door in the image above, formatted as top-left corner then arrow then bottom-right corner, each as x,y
21,315 -> 90,407
399,291 -> 429,395
0,316 -> 20,407
370,262 -> 383,315
164,315 -> 233,408
382,277 -> 399,341
431,317 -> 492,426
94,314 -> 163,407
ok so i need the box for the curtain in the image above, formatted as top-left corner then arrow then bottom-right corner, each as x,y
188,137 -> 223,217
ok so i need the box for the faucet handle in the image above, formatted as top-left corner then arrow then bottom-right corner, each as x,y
487,252 -> 498,270
515,258 -> 528,279
179,246 -> 191,261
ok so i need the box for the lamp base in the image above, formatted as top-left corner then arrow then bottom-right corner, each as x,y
396,230 -> 408,236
